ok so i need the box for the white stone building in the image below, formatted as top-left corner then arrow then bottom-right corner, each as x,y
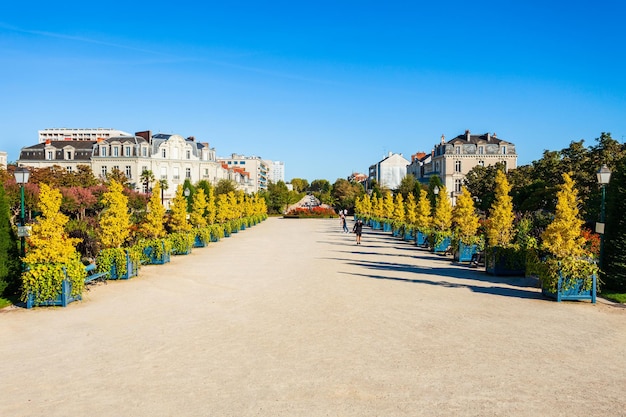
368,152 -> 410,190
217,154 -> 269,193
38,128 -> 132,143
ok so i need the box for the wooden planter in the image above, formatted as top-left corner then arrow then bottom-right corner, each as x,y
109,252 -> 139,280
456,243 -> 478,262
142,242 -> 171,265
542,273 -> 597,303
27,279 -> 80,309
432,237 -> 451,254
415,231 -> 427,247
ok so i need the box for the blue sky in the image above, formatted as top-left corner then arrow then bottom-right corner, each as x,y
1,1 -> 625,182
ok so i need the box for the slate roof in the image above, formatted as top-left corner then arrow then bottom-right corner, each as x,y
19,140 -> 96,161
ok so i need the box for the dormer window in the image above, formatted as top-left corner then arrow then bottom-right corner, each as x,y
100,146 -> 107,157
65,151 -> 73,160
125,146 -> 131,157
113,147 -> 119,157
162,149 -> 166,158
502,146 -> 507,154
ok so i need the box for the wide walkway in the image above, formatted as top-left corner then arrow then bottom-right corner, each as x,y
1,218 -> 625,417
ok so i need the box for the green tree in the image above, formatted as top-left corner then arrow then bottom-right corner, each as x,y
106,167 -> 130,188
264,181 -> 290,214
214,179 -> 237,196
310,179 -> 331,193
331,178 -> 363,212
463,163 -> 505,212
603,156 -> 626,290
0,183 -> 20,296
99,180 -> 131,248
290,178 -> 309,193
397,175 -> 417,199
140,169 -> 155,193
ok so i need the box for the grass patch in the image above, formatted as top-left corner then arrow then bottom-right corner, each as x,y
0,297 -> 13,309
600,291 -> 626,304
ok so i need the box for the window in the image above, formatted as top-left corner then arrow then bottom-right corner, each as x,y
502,146 -> 507,154
142,147 -> 147,157
113,147 -> 119,157
435,161 -> 440,172
455,160 -> 461,172
101,146 -> 107,157
113,165 -> 120,172
186,150 -> 191,159
160,167 -> 167,179
125,147 -> 131,157
66,151 -> 72,160
142,166 -> 148,174
455,146 -> 460,154
204,168 -> 209,177
186,167 -> 191,179
46,151 -> 54,160
455,179 -> 462,193
66,166 -> 73,173
478,160 -> 485,167
162,149 -> 166,158
173,167 -> 180,180
478,146 -> 484,155
125,166 -> 132,178
101,166 -> 108,177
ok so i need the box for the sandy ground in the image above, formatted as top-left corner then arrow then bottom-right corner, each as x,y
1,217 -> 625,417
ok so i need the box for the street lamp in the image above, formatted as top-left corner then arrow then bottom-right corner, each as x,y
433,186 -> 439,195
184,188 -> 190,198
596,164 -> 611,269
13,167 -> 30,259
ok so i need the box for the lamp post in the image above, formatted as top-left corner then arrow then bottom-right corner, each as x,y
596,164 -> 611,269
13,167 -> 30,259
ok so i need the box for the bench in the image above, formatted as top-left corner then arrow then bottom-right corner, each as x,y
470,251 -> 485,267
84,263 -> 109,285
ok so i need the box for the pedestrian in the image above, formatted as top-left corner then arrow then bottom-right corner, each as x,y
341,214 -> 349,233
352,219 -> 363,244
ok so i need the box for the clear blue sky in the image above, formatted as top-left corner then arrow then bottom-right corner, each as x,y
1,1 -> 625,183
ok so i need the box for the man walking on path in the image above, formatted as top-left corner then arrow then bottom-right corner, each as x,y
352,218 -> 363,244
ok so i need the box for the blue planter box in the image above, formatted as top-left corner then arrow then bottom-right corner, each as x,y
392,227 -> 402,237
383,222 -> 392,232
415,231 -> 427,247
542,273 -> 597,303
27,279 -> 81,309
109,253 -> 139,280
432,237 -> 451,253
194,235 -> 207,248
403,229 -> 414,241
456,243 -> 478,262
372,220 -> 382,230
143,243 -> 171,265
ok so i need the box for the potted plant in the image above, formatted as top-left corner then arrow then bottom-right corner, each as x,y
168,232 -> 195,255
21,183 -> 85,308
485,170 -> 526,275
452,187 -> 482,262
430,186 -> 452,253
532,173 -> 598,303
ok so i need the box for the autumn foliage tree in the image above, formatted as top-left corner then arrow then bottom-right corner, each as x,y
486,170 -> 514,247
189,188 -> 208,228
98,180 -> 131,248
168,185 -> 192,233
140,181 -> 166,239
453,187 -> 480,244
432,186 -> 452,232
415,189 -> 431,231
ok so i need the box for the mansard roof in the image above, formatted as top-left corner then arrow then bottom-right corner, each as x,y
446,131 -> 512,145
19,140 -> 96,161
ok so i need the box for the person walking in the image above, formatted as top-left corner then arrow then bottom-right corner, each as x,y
352,219 -> 363,244
342,214 -> 349,233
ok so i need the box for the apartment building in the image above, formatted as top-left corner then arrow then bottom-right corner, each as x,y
38,128 -> 132,143
217,154 -> 269,193
368,152 -> 410,190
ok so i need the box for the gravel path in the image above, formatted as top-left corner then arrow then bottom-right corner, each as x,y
1,217 -> 625,417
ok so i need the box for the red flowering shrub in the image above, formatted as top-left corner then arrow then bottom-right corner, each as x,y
285,206 -> 337,218
581,228 -> 601,259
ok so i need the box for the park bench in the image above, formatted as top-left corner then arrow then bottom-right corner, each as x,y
470,251 -> 485,267
84,263 -> 109,285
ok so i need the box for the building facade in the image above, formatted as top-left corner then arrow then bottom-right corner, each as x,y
0,151 -> 7,170
18,131 -> 230,207
368,152 -> 410,190
217,154 -> 269,193
38,128 -> 132,143
419,131 -> 517,201
267,160 -> 285,184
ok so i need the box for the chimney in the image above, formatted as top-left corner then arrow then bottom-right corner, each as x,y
493,132 -> 497,138
441,134 -> 445,144
487,132 -> 491,142
187,136 -> 195,142
45,139 -> 51,145
465,130 -> 471,141
135,130 -> 152,142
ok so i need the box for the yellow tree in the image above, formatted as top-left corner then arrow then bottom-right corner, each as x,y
393,193 -> 405,223
432,186 -> 452,232
405,193 -> 417,226
453,187 -> 479,244
216,193 -> 229,224
486,170 -> 514,247
373,195 -> 384,219
168,185 -> 192,233
141,181 -> 166,239
542,173 -> 586,258
189,188 -> 208,228
362,194 -> 372,217
24,183 -> 81,265
205,186 -> 217,224
415,189 -> 431,231
383,191 -> 394,220
99,179 -> 130,248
